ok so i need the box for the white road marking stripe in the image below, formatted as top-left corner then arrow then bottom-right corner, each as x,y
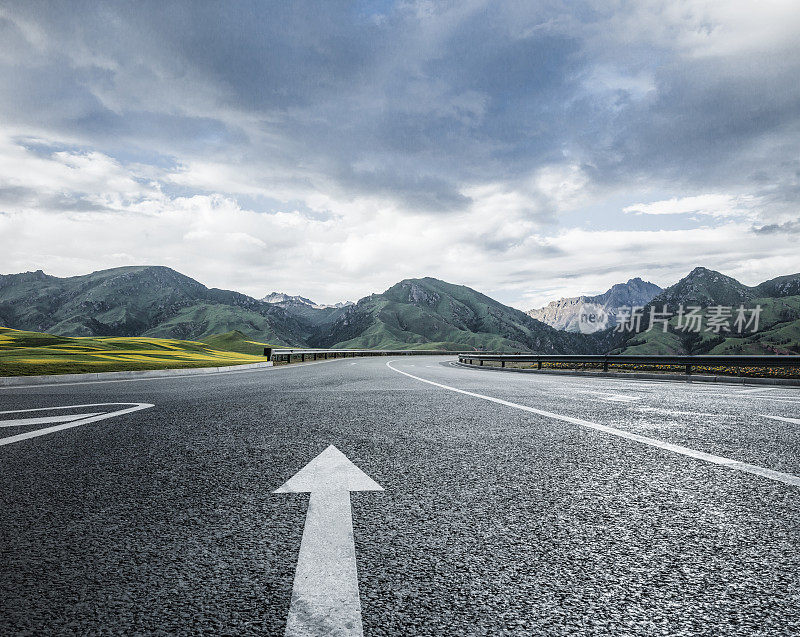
637,407 -> 734,418
738,396 -> 800,403
0,413 -> 102,427
0,403 -> 154,446
387,361 -> 800,488
588,391 -> 641,403
761,415 -> 800,426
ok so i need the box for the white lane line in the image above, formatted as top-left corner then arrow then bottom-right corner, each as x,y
738,396 -> 800,403
0,413 -> 102,427
739,387 -> 777,394
386,361 -> 800,488
637,407 -> 734,418
761,415 -> 800,426
0,403 -> 154,446
587,391 -> 641,403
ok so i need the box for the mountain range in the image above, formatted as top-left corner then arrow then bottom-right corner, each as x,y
306,278 -> 591,352
527,277 -> 663,331
0,266 -> 592,352
608,267 -> 800,355
1,265 -> 798,354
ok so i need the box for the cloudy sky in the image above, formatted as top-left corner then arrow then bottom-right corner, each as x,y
0,1 -> 799,308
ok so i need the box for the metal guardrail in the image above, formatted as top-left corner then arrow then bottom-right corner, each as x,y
267,348 -> 458,363
457,353 -> 800,375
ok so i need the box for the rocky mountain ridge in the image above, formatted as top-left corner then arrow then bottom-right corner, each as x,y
527,277 -> 663,331
261,292 -> 354,310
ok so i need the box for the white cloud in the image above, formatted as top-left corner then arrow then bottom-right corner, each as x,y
0,136 -> 157,209
622,194 -> 758,218
586,1 -> 800,60
517,223 -> 800,308
1,131 -> 799,311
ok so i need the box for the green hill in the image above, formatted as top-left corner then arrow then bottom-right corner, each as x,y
309,277 -> 598,353
608,268 -> 800,354
0,266 -> 307,346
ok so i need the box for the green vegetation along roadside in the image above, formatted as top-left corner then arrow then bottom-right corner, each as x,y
477,360 -> 800,379
0,327 -> 272,376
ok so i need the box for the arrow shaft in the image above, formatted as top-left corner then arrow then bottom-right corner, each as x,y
285,490 -> 364,637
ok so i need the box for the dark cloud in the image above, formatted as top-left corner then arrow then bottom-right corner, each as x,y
1,1 -> 799,215
0,186 -> 124,214
753,219 -> 800,234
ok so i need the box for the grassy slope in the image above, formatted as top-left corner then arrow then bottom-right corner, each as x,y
201,330 -> 275,355
326,297 -> 533,351
0,327 -> 267,376
143,303 -> 293,342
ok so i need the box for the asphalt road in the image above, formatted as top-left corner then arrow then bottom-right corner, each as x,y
1,356 -> 798,636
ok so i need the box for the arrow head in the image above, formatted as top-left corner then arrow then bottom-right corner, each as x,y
274,445 -> 384,494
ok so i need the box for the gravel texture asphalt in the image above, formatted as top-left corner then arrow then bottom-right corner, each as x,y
1,356 -> 798,636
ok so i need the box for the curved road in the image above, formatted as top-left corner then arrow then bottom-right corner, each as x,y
2,356 -> 799,635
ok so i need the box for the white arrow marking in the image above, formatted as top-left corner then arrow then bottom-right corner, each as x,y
275,445 -> 382,636
0,403 -> 154,446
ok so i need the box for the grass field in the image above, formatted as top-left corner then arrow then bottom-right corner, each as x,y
200,330 -> 275,356
0,327 -> 271,376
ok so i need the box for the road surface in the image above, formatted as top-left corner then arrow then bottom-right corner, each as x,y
1,356 -> 798,635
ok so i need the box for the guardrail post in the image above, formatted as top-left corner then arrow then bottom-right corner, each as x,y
501,360 -> 505,368
479,358 -> 483,366
685,363 -> 692,375
537,357 -> 542,370
603,356 -> 608,372
301,353 -> 305,362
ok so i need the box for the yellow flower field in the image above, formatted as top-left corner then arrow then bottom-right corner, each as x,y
0,327 -> 269,376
